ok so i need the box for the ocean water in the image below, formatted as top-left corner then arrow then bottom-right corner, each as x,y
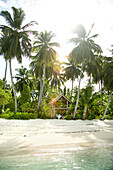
0,144 -> 113,170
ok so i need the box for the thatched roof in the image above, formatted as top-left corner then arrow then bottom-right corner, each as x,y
49,94 -> 72,104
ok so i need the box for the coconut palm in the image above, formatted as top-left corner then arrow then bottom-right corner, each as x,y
48,61 -> 65,95
0,6 -> 37,113
32,31 -> 60,112
15,66 -> 33,93
63,59 -> 82,94
70,24 -> 101,118
80,84 -> 94,119
101,58 -> 113,120
0,30 -> 9,112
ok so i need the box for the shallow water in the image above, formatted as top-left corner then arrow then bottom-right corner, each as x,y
0,144 -> 113,170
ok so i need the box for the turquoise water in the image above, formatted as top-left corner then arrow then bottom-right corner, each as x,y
0,144 -> 113,170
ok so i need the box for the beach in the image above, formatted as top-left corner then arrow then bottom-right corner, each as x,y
0,118 -> 113,157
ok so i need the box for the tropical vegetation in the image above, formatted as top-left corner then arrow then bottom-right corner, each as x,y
0,7 -> 113,120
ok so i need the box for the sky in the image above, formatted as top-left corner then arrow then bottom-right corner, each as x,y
0,0 -> 113,87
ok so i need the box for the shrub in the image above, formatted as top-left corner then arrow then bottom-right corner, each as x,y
0,112 -> 15,119
0,112 -> 37,120
104,114 -> 113,120
14,112 -> 37,120
95,114 -> 102,119
75,113 -> 82,120
88,112 -> 96,120
38,111 -> 51,119
64,115 -> 72,120
0,113 -> 10,119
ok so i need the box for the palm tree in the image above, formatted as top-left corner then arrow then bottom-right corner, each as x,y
70,24 -> 101,118
49,61 -> 65,95
15,66 -> 33,93
32,31 -> 60,112
80,84 -> 94,119
0,30 -> 9,112
63,59 -> 81,95
101,58 -> 113,120
0,6 -> 37,113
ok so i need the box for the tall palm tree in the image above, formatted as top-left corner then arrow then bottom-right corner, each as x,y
0,6 -> 37,113
70,24 -> 101,118
32,31 -> 60,112
0,30 -> 9,112
101,58 -> 113,120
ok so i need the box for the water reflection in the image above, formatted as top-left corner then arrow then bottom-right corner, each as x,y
0,144 -> 113,170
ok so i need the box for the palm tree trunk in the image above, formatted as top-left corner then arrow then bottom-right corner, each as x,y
50,78 -> 52,98
83,105 -> 87,120
9,59 -> 17,113
2,60 -> 8,112
101,92 -> 112,120
73,62 -> 84,119
38,64 -> 46,113
71,79 -> 74,96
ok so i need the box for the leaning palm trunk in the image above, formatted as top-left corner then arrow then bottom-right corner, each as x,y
101,92 -> 112,120
2,60 -> 8,113
73,62 -> 84,119
9,59 -> 17,113
38,64 -> 46,113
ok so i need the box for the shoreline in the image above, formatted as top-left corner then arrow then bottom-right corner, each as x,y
0,119 -> 113,157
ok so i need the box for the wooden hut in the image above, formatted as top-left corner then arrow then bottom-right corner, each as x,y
49,94 -> 72,118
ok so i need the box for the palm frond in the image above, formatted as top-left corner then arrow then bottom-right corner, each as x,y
22,21 -> 38,30
12,6 -> 25,29
0,10 -> 13,26
48,42 -> 60,47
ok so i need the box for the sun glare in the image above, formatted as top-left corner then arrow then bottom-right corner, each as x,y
20,0 -> 113,63
0,0 -> 113,81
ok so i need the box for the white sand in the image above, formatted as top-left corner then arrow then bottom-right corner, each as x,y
0,119 -> 113,156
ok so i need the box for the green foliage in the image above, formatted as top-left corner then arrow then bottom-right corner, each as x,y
0,88 -> 11,106
1,20 -> 113,120
104,114 -> 113,120
88,112 -> 96,120
38,100 -> 51,119
15,66 -> 33,93
75,113 -> 83,119
38,111 -> 51,119
14,112 -> 37,120
0,7 -> 37,60
19,84 -> 31,104
95,114 -> 103,119
20,102 -> 31,112
0,112 -> 37,120
5,98 -> 15,112
0,112 -> 15,119
64,115 -> 72,120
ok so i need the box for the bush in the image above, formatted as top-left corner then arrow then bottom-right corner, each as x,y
38,111 -> 51,119
95,114 -> 102,119
14,112 -> 37,120
0,112 -> 37,120
0,113 -> 10,119
75,113 -> 82,119
64,115 -> 72,120
88,112 -> 96,120
104,114 -> 113,120
0,112 -> 15,119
